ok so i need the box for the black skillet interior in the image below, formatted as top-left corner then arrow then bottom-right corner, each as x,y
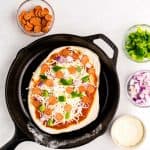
2,34 -> 120,150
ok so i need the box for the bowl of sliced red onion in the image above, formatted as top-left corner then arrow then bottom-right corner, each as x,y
126,70 -> 150,107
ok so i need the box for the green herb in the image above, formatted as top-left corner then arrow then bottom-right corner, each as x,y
65,112 -> 70,119
125,26 -> 150,62
81,75 -> 89,82
60,78 -> 73,85
58,96 -> 66,102
77,66 -> 82,72
42,90 -> 49,97
39,104 -> 46,112
71,91 -> 83,98
40,74 -> 47,80
52,65 -> 63,72
47,119 -> 54,126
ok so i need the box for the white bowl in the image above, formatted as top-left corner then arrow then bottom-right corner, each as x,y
111,115 -> 145,149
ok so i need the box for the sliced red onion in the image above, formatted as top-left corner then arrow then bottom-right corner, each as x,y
56,56 -> 61,61
127,71 -> 150,107
56,56 -> 66,63
33,96 -> 42,102
38,82 -> 43,87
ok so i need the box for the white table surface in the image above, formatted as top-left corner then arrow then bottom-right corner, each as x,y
0,0 -> 150,149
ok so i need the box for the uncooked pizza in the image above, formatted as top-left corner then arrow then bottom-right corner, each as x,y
28,46 -> 100,134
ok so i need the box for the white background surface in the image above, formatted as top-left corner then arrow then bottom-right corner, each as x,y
0,0 -> 150,149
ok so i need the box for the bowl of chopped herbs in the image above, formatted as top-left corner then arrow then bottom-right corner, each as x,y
124,24 -> 150,62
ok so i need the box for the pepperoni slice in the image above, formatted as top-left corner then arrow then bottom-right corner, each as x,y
88,68 -> 95,75
35,110 -> 41,119
24,25 -> 32,31
45,14 -> 52,21
41,18 -> 47,26
18,11 -> 27,21
87,85 -> 95,94
32,87 -> 42,95
44,108 -> 52,115
61,48 -> 71,57
72,52 -> 79,60
55,71 -> 64,78
34,79 -> 41,87
34,5 -> 42,11
28,10 -> 34,18
64,104 -> 72,112
82,96 -> 90,104
41,8 -> 49,17
24,12 -> 32,20
34,25 -> 41,33
44,79 -> 53,87
41,64 -> 49,74
49,53 -> 59,60
81,55 -> 89,65
32,99 -> 41,108
79,85 -> 86,92
30,17 -> 41,26
26,21 -> 33,29
42,26 -> 50,33
20,19 -> 26,26
48,96 -> 57,105
66,87 -> 74,94
68,66 -> 76,74
55,113 -> 64,121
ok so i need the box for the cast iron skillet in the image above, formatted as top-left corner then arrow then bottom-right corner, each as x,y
1,34 -> 120,150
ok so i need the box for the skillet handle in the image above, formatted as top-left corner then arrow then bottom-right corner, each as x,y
1,126 -> 28,150
84,34 -> 118,66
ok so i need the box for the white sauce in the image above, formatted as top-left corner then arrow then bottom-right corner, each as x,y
111,115 -> 144,148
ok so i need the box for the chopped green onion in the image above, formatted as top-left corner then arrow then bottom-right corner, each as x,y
65,112 -> 70,119
42,90 -> 49,97
40,74 -> 47,80
39,104 -> 46,112
47,119 -> 54,126
60,78 -> 73,85
52,65 -> 63,72
58,96 -> 66,102
71,91 -> 83,98
81,75 -> 89,82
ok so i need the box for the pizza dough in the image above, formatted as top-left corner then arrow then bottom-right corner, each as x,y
28,46 -> 100,134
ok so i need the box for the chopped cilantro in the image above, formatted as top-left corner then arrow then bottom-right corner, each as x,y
58,96 -> 66,102
47,119 -> 54,126
125,26 -> 150,61
71,91 -> 83,98
39,104 -> 45,112
52,65 -> 63,72
60,78 -> 73,85
81,75 -> 89,82
40,74 -> 47,80
42,90 -> 49,97
65,112 -> 70,119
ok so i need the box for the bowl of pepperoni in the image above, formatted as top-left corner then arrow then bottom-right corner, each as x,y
17,0 -> 55,36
